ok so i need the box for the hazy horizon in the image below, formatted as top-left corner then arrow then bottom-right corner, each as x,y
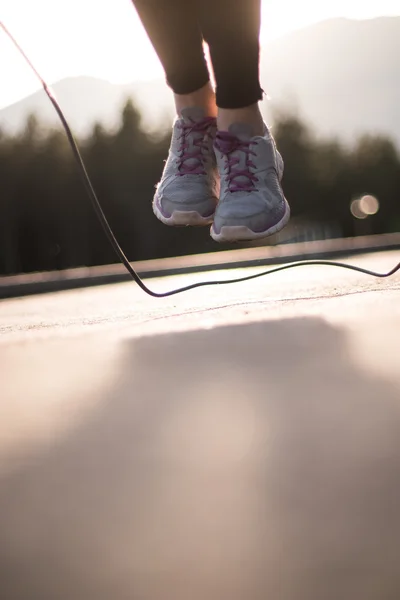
1,0 -> 400,110
2,15 -> 400,150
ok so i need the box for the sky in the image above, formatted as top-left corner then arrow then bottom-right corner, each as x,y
1,0 -> 400,109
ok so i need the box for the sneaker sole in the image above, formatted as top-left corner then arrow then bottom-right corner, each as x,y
153,200 -> 214,227
210,198 -> 291,243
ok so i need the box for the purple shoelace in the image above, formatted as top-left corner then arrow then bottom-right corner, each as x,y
177,117 -> 216,176
215,131 -> 259,192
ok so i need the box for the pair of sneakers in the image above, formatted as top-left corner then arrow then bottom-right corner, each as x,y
153,107 -> 290,242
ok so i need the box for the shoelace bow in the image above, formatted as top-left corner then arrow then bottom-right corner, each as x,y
215,131 -> 259,192
177,117 -> 216,175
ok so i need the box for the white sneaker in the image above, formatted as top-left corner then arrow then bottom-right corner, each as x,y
211,123 -> 290,242
153,107 -> 219,226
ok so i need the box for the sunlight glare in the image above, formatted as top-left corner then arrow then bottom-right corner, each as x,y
1,0 -> 400,108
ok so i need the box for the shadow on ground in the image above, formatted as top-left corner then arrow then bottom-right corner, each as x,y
1,317 -> 400,600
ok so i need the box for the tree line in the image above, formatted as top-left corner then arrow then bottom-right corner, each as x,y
0,99 -> 399,275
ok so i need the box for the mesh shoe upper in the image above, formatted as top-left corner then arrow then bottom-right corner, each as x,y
153,107 -> 219,223
212,123 -> 288,235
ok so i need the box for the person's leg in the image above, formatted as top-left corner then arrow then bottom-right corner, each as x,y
197,0 -> 290,242
132,0 -> 217,117
131,0 -> 219,226
198,0 -> 264,133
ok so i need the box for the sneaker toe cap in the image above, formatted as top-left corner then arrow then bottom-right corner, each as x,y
213,198 -> 287,234
157,195 -> 217,219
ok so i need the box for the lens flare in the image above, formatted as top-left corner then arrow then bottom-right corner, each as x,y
350,195 -> 380,219
359,195 -> 380,216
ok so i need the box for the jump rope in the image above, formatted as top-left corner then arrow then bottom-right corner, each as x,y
1,21 -> 399,298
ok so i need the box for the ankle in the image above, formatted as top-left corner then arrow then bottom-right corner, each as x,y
174,82 -> 217,118
217,104 -> 264,136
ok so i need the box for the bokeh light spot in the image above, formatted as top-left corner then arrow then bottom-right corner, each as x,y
350,199 -> 367,219
350,195 -> 380,219
359,195 -> 380,215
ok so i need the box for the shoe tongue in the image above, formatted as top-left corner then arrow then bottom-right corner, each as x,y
228,122 -> 254,141
178,107 -> 208,173
180,106 -> 207,123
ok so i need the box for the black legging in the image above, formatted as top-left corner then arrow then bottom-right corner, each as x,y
132,0 -> 263,109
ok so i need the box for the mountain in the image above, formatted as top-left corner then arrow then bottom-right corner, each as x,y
1,17 -> 400,146
261,17 -> 400,144
0,76 -> 173,137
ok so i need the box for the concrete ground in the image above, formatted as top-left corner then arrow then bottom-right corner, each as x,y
1,250 -> 400,600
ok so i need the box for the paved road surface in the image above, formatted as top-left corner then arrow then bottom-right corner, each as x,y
1,251 -> 400,600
